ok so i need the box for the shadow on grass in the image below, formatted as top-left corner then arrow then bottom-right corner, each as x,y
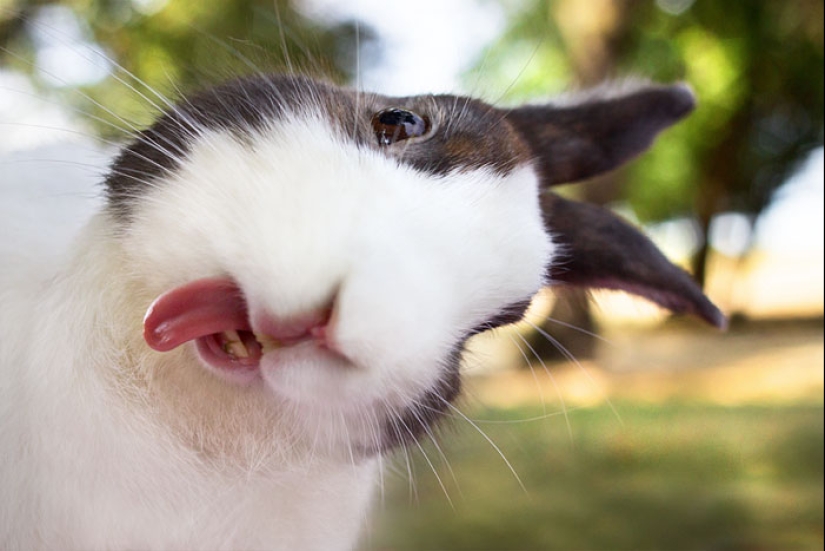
364,403 -> 823,551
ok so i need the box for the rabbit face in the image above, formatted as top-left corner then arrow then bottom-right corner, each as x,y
118,77 -> 552,453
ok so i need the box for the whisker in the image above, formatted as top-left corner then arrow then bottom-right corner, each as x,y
337,410 -> 357,470
396,420 -> 418,506
352,20 -> 362,141
393,411 -> 455,510
379,409 -> 418,506
16,9 -> 214,150
0,46 -> 142,135
506,331 -> 549,416
0,155 -> 105,168
512,330 -> 574,444
408,400 -> 463,501
463,37 -> 495,100
540,315 -> 614,344
1,19 -> 234,168
439,398 -> 527,494
469,408 -> 582,424
0,86 -> 132,138
272,1 -> 296,76
491,38 -> 545,106
524,319 -> 624,427
184,27 -> 298,123
367,410 -> 387,508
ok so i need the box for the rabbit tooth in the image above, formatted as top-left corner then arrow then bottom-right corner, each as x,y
255,333 -> 282,354
221,330 -> 249,358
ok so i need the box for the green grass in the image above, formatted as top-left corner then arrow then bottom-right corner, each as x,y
364,403 -> 823,551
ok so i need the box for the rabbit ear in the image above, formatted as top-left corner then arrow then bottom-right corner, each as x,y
506,82 -> 722,327
542,193 -> 726,328
504,83 -> 695,186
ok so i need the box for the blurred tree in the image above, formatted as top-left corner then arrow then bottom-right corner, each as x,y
481,0 -> 643,360
0,0 -> 367,137
473,0 -> 823,359
620,1 -> 824,288
478,0 -> 823,283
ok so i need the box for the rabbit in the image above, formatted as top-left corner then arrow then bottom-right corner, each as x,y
0,73 -> 725,550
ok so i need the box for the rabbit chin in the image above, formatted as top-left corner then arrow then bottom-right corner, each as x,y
256,356 -> 457,456
195,312 -> 462,455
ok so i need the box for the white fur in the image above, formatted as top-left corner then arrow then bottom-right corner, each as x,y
0,115 -> 553,549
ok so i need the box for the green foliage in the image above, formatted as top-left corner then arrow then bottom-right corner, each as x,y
627,2 -> 823,221
469,1 -> 824,224
0,0 -> 359,137
464,1 -> 572,102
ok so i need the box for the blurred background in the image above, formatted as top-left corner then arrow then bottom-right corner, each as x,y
1,0 -> 822,549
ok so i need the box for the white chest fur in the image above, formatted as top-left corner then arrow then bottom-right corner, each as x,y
0,227 -> 378,550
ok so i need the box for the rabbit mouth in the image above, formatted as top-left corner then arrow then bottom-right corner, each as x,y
143,277 -> 338,378
143,277 -> 463,452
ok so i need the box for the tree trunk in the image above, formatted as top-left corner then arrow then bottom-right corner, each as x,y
520,0 -> 634,366
527,287 -> 597,362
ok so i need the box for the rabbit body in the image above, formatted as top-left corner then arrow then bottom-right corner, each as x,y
0,83 -> 551,549
0,74 -> 721,550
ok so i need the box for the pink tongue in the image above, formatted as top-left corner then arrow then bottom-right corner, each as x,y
143,278 -> 250,352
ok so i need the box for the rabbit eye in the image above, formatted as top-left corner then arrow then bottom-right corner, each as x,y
372,108 -> 430,146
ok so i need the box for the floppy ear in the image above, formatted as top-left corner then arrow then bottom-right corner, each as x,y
504,82 -> 696,185
541,193 -> 726,328
505,82 -> 725,328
